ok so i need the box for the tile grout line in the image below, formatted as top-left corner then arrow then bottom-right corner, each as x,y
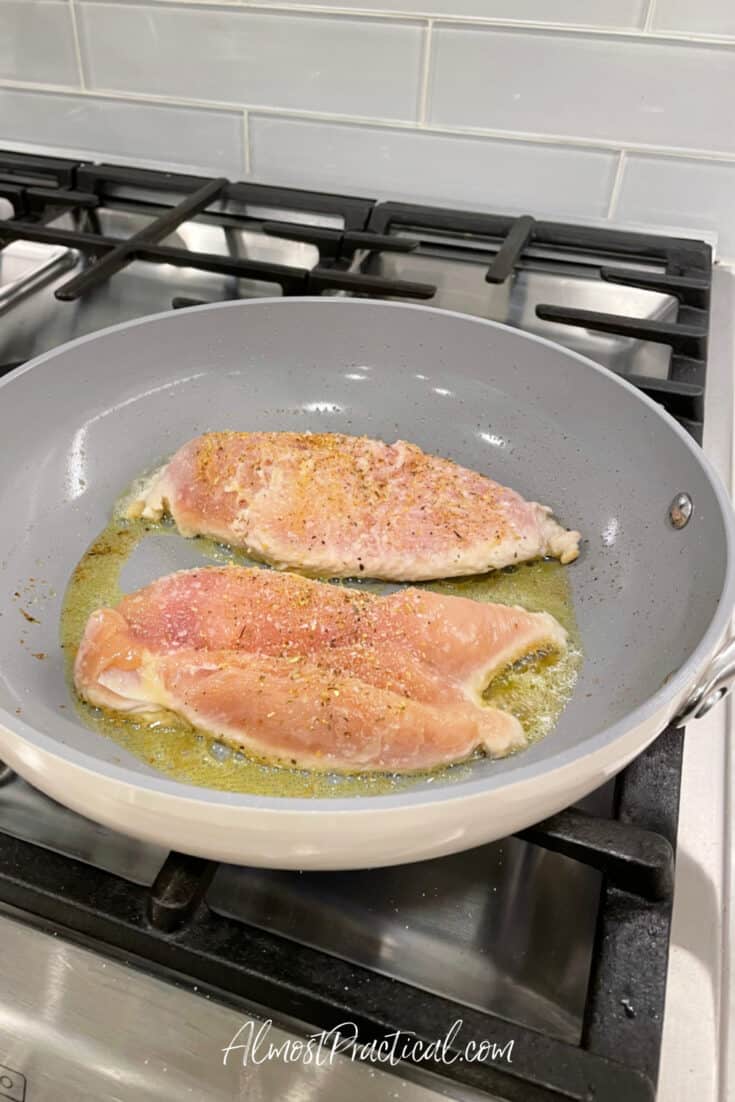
0,136 -> 241,178
68,0 -> 87,90
3,124 -> 734,250
3,78 -> 735,165
241,109 -> 251,176
643,0 -> 658,33
139,0 -> 735,45
606,150 -> 627,219
417,19 -> 433,127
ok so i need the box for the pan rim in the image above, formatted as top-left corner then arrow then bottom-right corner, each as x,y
2,295 -> 733,813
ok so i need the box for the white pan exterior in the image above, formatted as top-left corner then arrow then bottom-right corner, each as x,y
0,692 -> 691,868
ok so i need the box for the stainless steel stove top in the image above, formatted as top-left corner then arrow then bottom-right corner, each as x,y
207,828 -> 603,1043
1,201 -> 675,382
0,154 -> 712,1102
0,907 -> 446,1102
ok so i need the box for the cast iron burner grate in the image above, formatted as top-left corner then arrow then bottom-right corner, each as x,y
0,727 -> 680,1102
0,151 -> 712,439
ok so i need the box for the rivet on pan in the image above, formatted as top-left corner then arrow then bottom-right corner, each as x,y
669,493 -> 693,529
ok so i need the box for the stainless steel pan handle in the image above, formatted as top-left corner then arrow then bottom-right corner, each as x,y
675,637 -> 735,725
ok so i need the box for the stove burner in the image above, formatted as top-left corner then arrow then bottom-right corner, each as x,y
0,727 -> 680,1102
0,149 -> 709,1101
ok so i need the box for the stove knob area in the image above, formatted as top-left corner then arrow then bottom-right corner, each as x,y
0,1064 -> 26,1102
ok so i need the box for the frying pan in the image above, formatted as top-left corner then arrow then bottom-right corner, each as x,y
0,297 -> 734,870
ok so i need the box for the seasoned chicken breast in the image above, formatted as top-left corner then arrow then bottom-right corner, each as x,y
74,567 -> 568,773
127,432 -> 580,581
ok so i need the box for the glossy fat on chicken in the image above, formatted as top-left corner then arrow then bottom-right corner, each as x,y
128,432 -> 580,581
73,567 -> 568,773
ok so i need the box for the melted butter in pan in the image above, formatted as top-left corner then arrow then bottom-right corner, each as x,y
61,517 -> 581,797
430,562 -> 582,745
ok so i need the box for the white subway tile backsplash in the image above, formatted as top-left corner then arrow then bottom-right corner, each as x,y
652,0 -> 735,37
77,2 -> 423,121
0,0 -> 79,87
249,114 -> 617,217
429,25 -> 735,155
242,0 -> 646,26
1,1 -> 734,251
0,87 -> 244,175
615,154 -> 735,257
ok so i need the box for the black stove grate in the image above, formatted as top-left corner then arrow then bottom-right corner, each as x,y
0,151 -> 712,438
0,727 -> 681,1102
368,200 -> 711,439
0,155 -> 436,304
0,151 -> 703,1099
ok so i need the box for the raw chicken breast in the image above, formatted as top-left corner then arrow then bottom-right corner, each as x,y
127,432 -> 580,581
74,567 -> 568,773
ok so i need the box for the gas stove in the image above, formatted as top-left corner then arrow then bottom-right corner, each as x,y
0,150 -> 725,1102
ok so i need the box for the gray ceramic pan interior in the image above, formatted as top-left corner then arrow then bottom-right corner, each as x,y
0,297 -> 733,809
